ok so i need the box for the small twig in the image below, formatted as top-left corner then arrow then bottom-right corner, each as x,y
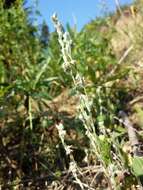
129,96 -> 143,106
115,0 -> 123,15
109,45 -> 133,76
118,45 -> 133,64
118,111 -> 141,156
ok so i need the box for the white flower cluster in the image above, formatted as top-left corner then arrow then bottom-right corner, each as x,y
55,122 -> 72,155
52,13 -> 99,157
52,13 -> 75,72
